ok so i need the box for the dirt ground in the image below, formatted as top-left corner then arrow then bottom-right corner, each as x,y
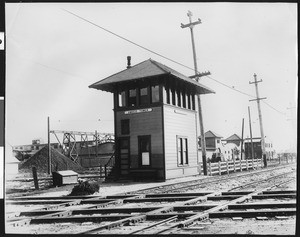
5,162 -> 297,235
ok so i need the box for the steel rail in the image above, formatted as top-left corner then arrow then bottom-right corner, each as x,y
148,180 -> 296,234
5,164 -> 296,234
227,170 -> 296,191
77,191 -> 221,234
126,163 -> 295,195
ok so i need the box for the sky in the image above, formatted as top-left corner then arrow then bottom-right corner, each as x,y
5,2 -> 297,153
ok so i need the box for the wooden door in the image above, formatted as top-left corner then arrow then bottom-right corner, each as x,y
118,137 -> 130,175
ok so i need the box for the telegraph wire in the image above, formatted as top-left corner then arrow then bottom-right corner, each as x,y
62,8 -> 195,72
262,101 -> 286,116
57,9 -> 289,117
206,75 -> 256,98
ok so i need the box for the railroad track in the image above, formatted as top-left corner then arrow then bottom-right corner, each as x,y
5,166 -> 296,235
126,163 -> 296,195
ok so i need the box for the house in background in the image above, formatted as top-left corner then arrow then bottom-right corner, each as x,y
244,137 -> 274,160
198,130 -> 223,161
223,134 -> 242,147
222,134 -> 243,160
89,57 -> 215,180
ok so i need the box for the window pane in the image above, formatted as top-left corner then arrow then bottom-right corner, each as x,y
177,90 -> 181,107
178,138 -> 182,165
139,87 -> 148,105
151,85 -> 160,103
192,94 -> 195,110
128,89 -> 137,106
118,91 -> 126,107
182,91 -> 186,108
171,89 -> 176,105
185,139 -> 188,164
164,86 -> 170,104
187,94 -> 191,109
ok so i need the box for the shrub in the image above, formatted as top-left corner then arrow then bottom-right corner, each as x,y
69,179 -> 99,196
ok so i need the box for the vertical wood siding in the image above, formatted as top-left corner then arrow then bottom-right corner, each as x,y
163,105 -> 198,179
116,107 -> 163,169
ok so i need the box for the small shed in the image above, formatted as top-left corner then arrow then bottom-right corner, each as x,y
5,149 -> 20,175
52,170 -> 78,186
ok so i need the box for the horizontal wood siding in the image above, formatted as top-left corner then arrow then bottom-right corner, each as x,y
116,107 -> 163,169
163,105 -> 198,179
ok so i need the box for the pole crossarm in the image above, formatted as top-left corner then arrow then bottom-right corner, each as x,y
189,71 -> 211,79
249,79 -> 262,84
249,97 -> 267,102
181,18 -> 201,29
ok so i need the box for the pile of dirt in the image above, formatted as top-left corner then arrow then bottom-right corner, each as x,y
19,146 -> 84,173
68,179 -> 99,196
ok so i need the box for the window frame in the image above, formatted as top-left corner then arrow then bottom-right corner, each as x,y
139,86 -> 149,106
120,119 -> 130,135
118,90 -> 127,108
150,84 -> 161,104
128,88 -> 137,107
177,136 -> 189,166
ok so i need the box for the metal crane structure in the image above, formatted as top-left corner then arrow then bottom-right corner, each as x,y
49,130 -> 114,163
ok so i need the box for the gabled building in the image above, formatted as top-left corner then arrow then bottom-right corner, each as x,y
89,57 -> 215,180
223,134 -> 242,146
244,137 -> 274,160
198,130 -> 223,160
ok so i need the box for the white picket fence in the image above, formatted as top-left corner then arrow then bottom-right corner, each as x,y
206,158 -> 262,176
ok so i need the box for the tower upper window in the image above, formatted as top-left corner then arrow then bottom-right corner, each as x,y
128,89 -> 137,107
118,91 -> 127,107
139,87 -> 148,105
151,85 -> 160,103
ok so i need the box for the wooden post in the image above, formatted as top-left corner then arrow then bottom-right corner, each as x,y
100,165 -> 102,177
181,12 -> 209,175
246,159 -> 248,170
241,118 -> 244,160
208,162 -> 212,176
218,161 -> 221,175
252,158 -> 254,169
248,106 -> 255,160
32,166 -> 39,190
233,159 -> 236,172
226,160 -> 229,174
240,159 -> 242,171
48,116 -> 51,174
104,165 -> 107,178
95,130 -> 98,157
256,158 -> 258,170
249,74 -> 267,167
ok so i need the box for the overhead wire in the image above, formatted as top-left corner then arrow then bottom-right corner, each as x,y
58,8 -> 288,117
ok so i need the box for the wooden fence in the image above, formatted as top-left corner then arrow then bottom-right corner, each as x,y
203,154 -> 296,176
206,159 -> 262,176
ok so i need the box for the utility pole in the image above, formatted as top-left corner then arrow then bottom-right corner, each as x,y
181,10 -> 210,175
95,130 -> 98,157
249,73 -> 267,167
248,106 -> 255,159
241,118 -> 244,160
287,103 -> 296,152
47,116 -> 51,174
